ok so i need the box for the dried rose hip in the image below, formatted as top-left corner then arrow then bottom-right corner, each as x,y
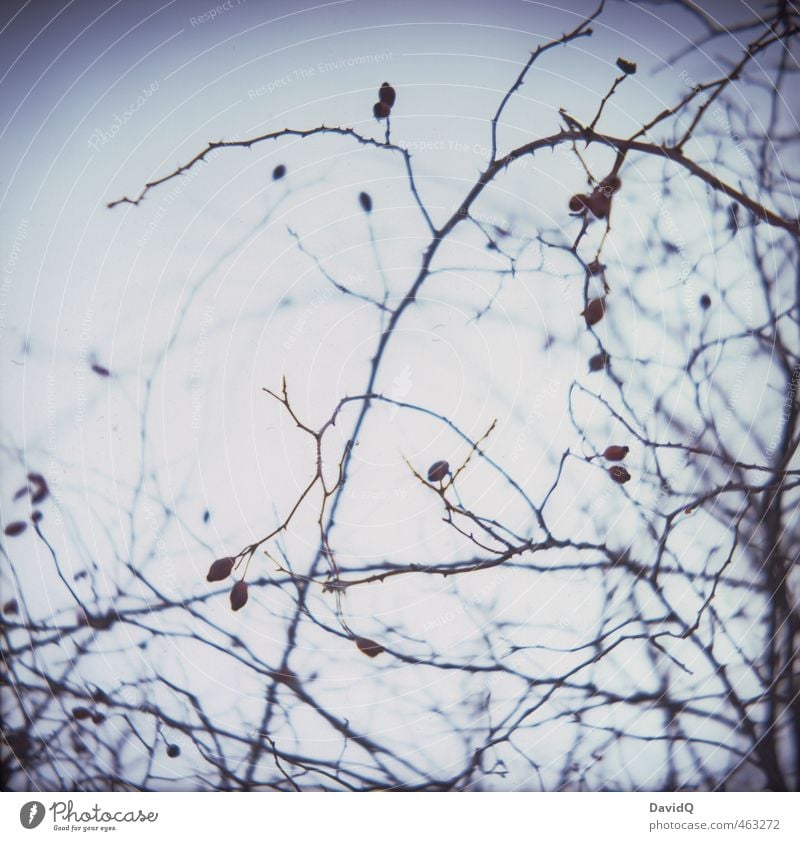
569,194 -> 588,213
4,522 -> 27,537
588,351 -> 610,372
583,298 -> 605,327
207,557 -> 235,582
378,82 -> 396,107
230,580 -> 249,611
355,636 -> 385,657
608,465 -> 631,484
427,460 -> 449,482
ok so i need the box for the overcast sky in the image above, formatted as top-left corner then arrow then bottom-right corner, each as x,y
2,0 -> 795,791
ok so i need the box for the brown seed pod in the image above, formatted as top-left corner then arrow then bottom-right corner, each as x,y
616,57 -> 637,75
27,472 -> 49,503
587,260 -> 605,276
355,636 -> 385,658
700,294 -> 711,310
378,82 -> 396,107
4,521 -> 27,537
359,191 -> 372,212
3,598 -> 18,615
230,580 -> 249,611
603,445 -> 629,461
427,460 -> 449,482
207,557 -> 235,582
272,164 -> 286,181
569,194 -> 588,213
373,101 -> 391,120
72,706 -> 92,721
583,298 -> 605,327
91,712 -> 106,725
166,744 -> 181,758
608,465 -> 631,484
588,351 -> 610,372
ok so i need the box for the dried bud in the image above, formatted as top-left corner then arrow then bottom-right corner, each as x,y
230,580 -> 249,611
587,260 -> 604,276
166,744 -> 181,758
3,599 -> 19,615
603,445 -> 629,461
616,57 -> 637,75
31,511 -> 43,523
373,101 -> 391,120
91,712 -> 105,725
206,557 -> 235,582
700,294 -> 711,310
72,706 -> 92,721
583,298 -> 605,327
379,82 -> 396,107
4,522 -> 27,537
588,351 -> 610,372
608,465 -> 631,484
359,191 -> 373,212
272,164 -> 286,181
355,636 -> 385,658
427,460 -> 449,482
569,194 -> 588,213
